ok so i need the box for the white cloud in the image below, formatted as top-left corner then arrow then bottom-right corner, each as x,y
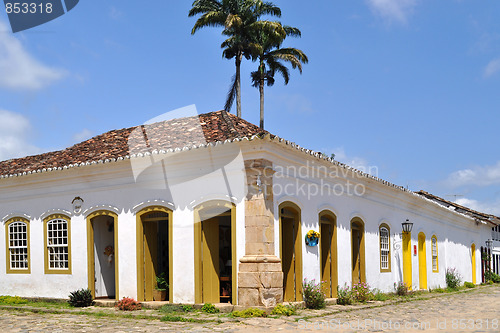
366,0 -> 417,24
0,109 -> 40,161
483,57 -> 500,78
110,6 -> 124,20
447,161 -> 500,187
0,20 -> 66,90
324,147 -> 379,176
73,128 -> 93,143
274,93 -> 314,114
455,197 -> 500,216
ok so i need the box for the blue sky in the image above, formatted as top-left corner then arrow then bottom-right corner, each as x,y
0,0 -> 499,215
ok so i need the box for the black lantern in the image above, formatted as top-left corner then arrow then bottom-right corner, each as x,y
402,219 -> 413,233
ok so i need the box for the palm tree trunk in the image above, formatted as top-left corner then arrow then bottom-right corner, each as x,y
259,79 -> 264,129
235,53 -> 242,118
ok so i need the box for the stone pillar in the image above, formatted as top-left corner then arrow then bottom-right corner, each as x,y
238,159 -> 283,307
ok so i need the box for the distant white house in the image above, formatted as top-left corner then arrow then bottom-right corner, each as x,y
0,111 -> 497,306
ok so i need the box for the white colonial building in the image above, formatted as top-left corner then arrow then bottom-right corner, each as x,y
0,110 -> 497,306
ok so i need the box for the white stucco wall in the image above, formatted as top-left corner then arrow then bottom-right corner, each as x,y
0,139 -> 494,301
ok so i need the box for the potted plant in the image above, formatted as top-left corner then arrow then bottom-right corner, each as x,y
305,230 -> 320,246
153,272 -> 168,301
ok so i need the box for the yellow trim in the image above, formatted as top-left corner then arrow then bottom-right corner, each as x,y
319,210 -> 338,297
136,206 -> 173,302
379,223 -> 391,273
350,217 -> 366,284
471,243 -> 476,284
5,217 -> 31,274
279,202 -> 303,302
402,231 -> 412,290
194,201 -> 236,304
43,214 -> 71,275
418,232 -> 427,290
431,235 -> 438,273
86,210 -> 119,299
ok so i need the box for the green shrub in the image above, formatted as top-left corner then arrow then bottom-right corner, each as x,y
160,314 -> 191,322
394,282 -> 409,296
232,308 -> 267,318
352,282 -> 372,302
160,304 -> 184,313
372,289 -> 390,301
302,279 -> 326,309
68,288 -> 94,307
336,284 -> 353,305
445,267 -> 461,290
115,297 -> 141,311
464,282 -> 475,288
433,288 -> 445,293
485,271 -> 500,283
201,303 -> 219,314
271,304 -> 296,316
0,295 -> 29,305
181,304 -> 194,312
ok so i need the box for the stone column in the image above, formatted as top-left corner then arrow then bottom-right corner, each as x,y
238,159 -> 283,307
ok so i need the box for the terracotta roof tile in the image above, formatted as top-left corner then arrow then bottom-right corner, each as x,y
416,190 -> 500,224
0,110 -> 267,177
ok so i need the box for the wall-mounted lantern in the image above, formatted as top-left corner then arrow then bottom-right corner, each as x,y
72,196 -> 84,214
486,239 -> 493,250
402,219 -> 413,233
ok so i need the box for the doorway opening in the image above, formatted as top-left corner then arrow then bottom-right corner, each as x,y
320,211 -> 337,298
194,202 -> 236,304
87,211 -> 118,300
136,207 -> 172,302
279,202 -> 302,302
351,218 -> 366,285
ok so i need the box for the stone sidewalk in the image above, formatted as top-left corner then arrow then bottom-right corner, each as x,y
1,285 -> 499,332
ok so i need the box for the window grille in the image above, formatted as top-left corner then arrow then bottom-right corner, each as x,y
380,227 -> 389,270
47,219 -> 69,269
8,221 -> 28,269
432,237 -> 438,271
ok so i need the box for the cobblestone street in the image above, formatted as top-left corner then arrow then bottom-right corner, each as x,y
1,285 -> 499,332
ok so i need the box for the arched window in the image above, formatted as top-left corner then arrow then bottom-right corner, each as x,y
379,224 -> 391,272
5,218 -> 30,274
44,214 -> 71,274
431,235 -> 438,272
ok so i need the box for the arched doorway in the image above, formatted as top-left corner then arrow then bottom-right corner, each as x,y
87,211 -> 118,299
319,211 -> 337,297
351,218 -> 366,284
194,201 -> 236,304
136,206 -> 172,302
471,244 -> 476,284
279,202 -> 302,302
418,232 -> 427,290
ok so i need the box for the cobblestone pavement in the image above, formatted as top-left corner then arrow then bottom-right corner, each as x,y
1,285 -> 499,332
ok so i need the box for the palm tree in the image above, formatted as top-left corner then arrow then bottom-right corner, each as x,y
250,25 -> 308,129
189,0 -> 282,118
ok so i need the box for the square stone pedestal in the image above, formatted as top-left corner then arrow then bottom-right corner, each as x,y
238,255 -> 283,307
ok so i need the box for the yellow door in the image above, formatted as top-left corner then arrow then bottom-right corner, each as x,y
282,217 -> 295,302
352,228 -> 361,284
418,233 -> 427,290
143,221 -> 158,301
202,218 -> 219,303
402,232 -> 412,290
320,222 -> 337,297
472,244 -> 476,284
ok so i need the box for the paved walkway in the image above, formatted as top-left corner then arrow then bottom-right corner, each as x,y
1,285 -> 499,332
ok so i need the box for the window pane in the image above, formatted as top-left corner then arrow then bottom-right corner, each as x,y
8,221 -> 28,270
47,219 -> 69,269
